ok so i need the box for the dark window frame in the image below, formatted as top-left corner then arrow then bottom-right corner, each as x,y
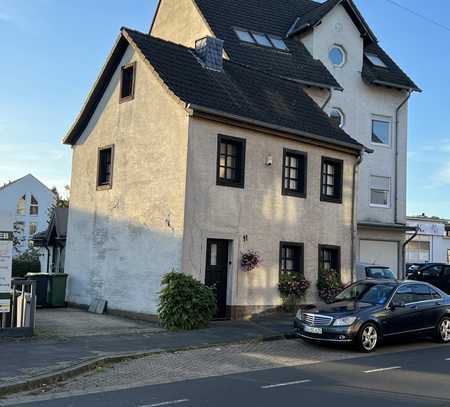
320,157 -> 343,204
97,145 -> 114,190
216,134 -> 246,189
279,242 -> 304,275
318,245 -> 341,276
282,148 -> 307,198
119,62 -> 136,103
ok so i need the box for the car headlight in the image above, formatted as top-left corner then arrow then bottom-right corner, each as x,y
296,309 -> 302,320
333,316 -> 357,326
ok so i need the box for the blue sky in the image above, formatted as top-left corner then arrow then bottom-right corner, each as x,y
1,0 -> 449,216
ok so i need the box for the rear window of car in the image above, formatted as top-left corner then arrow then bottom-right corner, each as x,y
366,267 -> 395,279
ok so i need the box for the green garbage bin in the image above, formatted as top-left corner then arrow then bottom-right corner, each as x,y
47,274 -> 68,307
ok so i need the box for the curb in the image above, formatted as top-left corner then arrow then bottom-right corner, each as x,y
0,332 -> 296,398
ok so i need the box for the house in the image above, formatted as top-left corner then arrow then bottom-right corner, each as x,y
63,0 -> 418,319
32,207 -> 68,274
406,215 -> 450,265
150,0 -> 419,276
0,174 -> 55,272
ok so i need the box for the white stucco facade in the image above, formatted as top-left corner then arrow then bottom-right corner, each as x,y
0,174 -> 55,271
297,4 -> 411,274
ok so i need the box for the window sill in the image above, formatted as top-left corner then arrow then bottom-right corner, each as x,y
216,180 -> 245,189
320,196 -> 342,204
96,184 -> 113,191
282,190 -> 306,199
370,141 -> 391,148
369,204 -> 390,209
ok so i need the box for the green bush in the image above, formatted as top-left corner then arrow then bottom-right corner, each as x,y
158,271 -> 217,331
12,249 -> 41,278
317,269 -> 344,303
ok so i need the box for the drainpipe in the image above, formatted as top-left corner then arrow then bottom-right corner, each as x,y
321,88 -> 332,110
394,91 -> 412,225
351,147 -> 374,281
402,226 -> 419,279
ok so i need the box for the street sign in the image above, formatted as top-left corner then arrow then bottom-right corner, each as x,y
0,212 -> 13,314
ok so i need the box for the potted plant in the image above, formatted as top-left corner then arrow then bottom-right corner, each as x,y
240,250 -> 262,272
317,268 -> 344,304
278,273 -> 311,311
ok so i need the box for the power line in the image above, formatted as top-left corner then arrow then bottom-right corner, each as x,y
384,0 -> 450,33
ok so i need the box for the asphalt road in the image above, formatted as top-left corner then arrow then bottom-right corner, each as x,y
5,344 -> 450,407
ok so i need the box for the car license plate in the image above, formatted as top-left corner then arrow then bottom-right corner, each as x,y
304,325 -> 322,334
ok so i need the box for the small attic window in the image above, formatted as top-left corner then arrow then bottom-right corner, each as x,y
252,32 -> 272,47
235,29 -> 255,44
365,53 -> 387,68
120,62 -> 136,102
268,35 -> 288,51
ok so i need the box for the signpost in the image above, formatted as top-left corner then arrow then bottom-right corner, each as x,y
0,212 -> 13,314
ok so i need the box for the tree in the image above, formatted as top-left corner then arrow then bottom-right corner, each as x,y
50,185 -> 70,209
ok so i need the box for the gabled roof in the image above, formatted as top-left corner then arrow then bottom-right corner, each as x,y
64,28 -> 363,152
0,174 -> 54,194
287,0 -> 377,43
192,0 -> 342,90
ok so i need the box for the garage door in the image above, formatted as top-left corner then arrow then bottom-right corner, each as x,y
359,240 -> 399,277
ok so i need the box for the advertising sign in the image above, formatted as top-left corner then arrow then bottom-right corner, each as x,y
0,212 -> 13,314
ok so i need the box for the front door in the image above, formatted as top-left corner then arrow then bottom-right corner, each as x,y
205,239 -> 229,319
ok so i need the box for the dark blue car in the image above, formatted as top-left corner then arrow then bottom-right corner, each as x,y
294,280 -> 450,352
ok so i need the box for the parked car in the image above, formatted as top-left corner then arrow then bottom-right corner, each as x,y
356,263 -> 396,280
406,262 -> 427,275
407,263 -> 450,294
294,280 -> 450,352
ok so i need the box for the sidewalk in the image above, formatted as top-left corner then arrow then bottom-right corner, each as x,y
0,310 -> 295,396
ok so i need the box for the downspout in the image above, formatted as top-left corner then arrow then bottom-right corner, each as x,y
351,147 -> 374,281
45,246 -> 50,274
402,226 -> 419,279
394,91 -> 412,225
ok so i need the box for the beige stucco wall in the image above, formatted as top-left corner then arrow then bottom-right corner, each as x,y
301,4 -> 409,227
182,118 -> 357,310
151,0 -> 213,48
65,45 -> 189,315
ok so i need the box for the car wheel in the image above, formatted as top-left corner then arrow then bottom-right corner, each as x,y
357,323 -> 379,353
435,316 -> 450,343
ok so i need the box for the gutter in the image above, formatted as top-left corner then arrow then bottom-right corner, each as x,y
394,90 -> 411,225
401,226 -> 419,279
186,104 -> 364,154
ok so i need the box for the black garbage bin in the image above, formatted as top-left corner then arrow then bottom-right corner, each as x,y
26,273 -> 51,307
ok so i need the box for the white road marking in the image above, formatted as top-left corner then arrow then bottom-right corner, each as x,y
261,379 -> 312,389
363,366 -> 402,374
139,399 -> 190,407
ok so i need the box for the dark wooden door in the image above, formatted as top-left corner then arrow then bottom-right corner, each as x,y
205,239 -> 229,319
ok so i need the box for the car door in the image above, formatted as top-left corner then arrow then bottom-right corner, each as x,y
440,267 -> 450,294
418,265 -> 443,288
410,284 -> 436,329
382,285 -> 424,336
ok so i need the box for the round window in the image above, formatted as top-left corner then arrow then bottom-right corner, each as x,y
329,45 -> 346,67
330,108 -> 344,128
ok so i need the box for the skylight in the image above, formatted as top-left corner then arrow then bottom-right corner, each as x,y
365,53 -> 387,68
234,29 -> 289,51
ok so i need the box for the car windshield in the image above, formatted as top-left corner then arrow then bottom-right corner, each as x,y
366,267 -> 396,280
333,283 -> 395,305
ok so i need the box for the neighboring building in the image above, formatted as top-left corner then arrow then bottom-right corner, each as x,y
0,174 -> 55,272
33,208 -> 68,274
64,0 -> 418,318
406,215 -> 450,265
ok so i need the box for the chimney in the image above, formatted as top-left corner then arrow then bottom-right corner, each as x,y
195,37 -> 224,71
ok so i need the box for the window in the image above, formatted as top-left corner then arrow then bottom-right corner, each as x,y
329,45 -> 346,67
319,245 -> 340,275
392,285 -> 415,305
406,241 -> 430,263
446,227 -> 450,238
320,157 -> 343,203
365,52 -> 387,68
29,222 -> 38,236
17,195 -> 26,216
423,265 -> 443,278
282,149 -> 307,198
329,108 -> 344,128
370,176 -> 390,208
252,32 -> 272,47
30,195 -> 39,216
280,242 -> 303,274
97,146 -> 114,189
235,29 -> 255,44
411,284 -> 433,302
371,119 -> 391,145
120,63 -> 135,101
217,135 -> 246,188
268,35 -> 288,51
448,249 -> 450,264
234,29 -> 288,51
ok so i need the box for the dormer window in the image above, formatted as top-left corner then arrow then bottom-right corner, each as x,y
329,45 -> 346,67
365,53 -> 387,68
234,29 -> 288,51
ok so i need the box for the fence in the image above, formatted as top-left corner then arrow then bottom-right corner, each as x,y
0,280 -> 36,337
